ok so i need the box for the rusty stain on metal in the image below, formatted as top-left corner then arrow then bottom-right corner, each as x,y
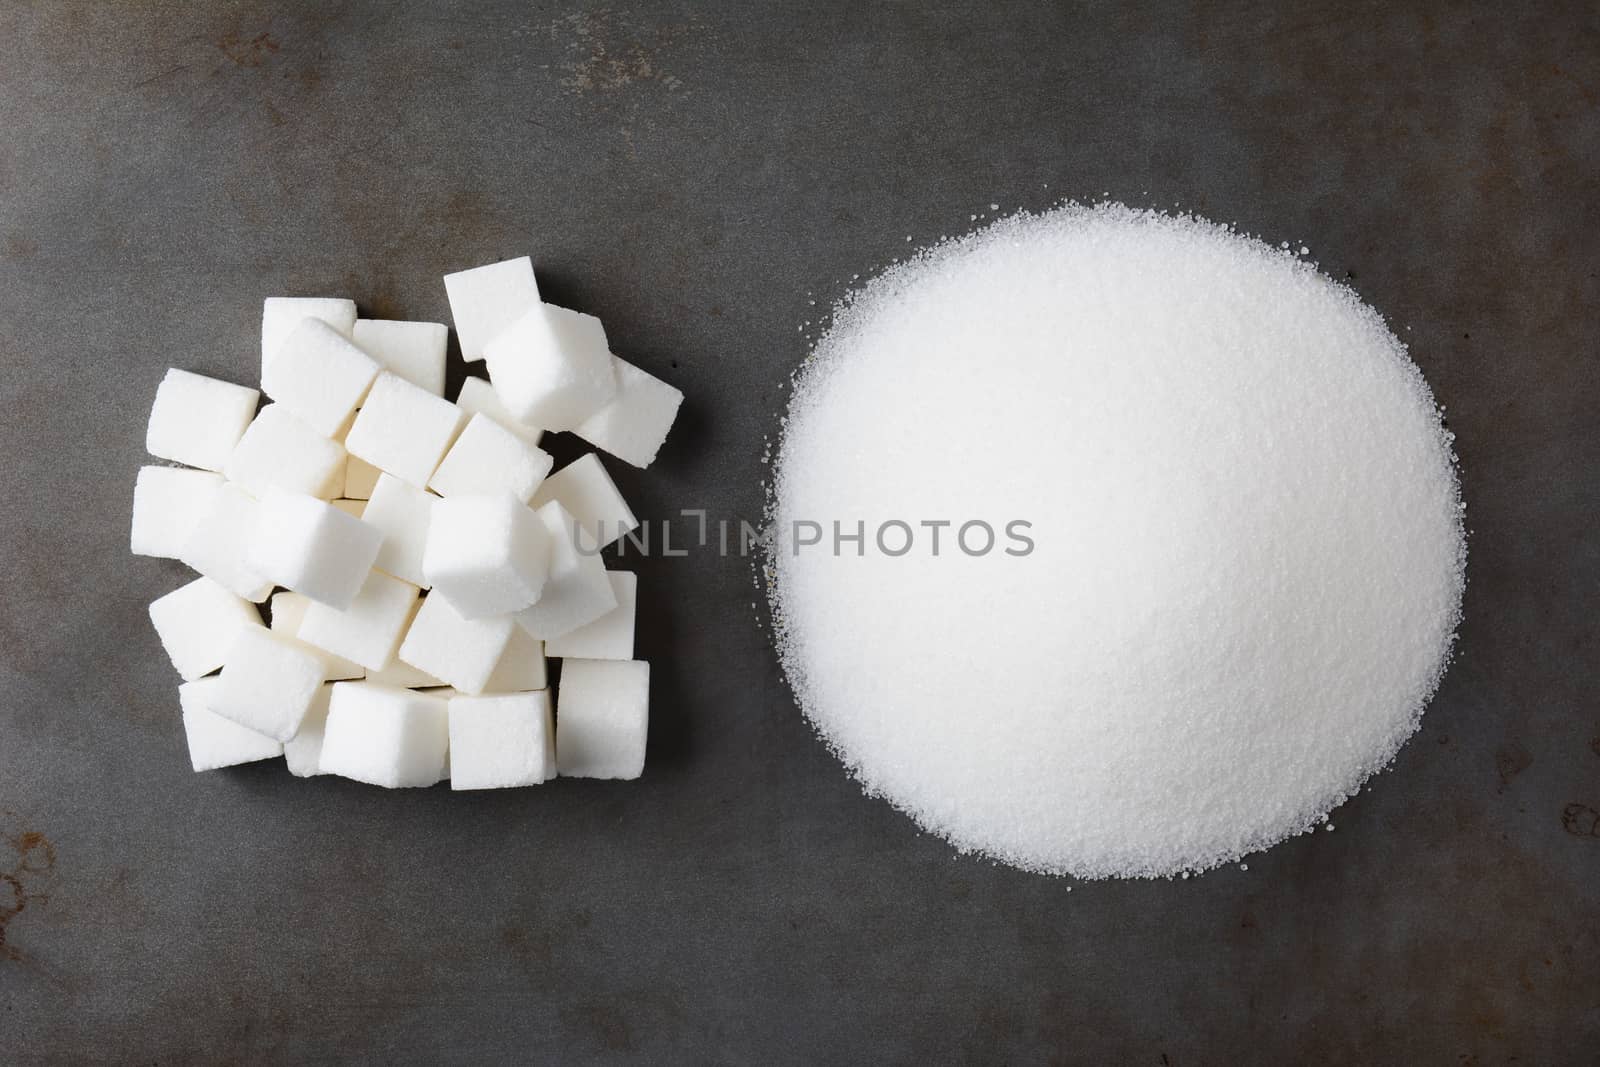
1,816 -> 56,962
1559,803 -> 1599,838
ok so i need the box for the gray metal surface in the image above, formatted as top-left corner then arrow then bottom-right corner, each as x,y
2,1 -> 1597,1062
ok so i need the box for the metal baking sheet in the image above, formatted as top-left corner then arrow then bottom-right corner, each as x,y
2,1 -> 1596,1061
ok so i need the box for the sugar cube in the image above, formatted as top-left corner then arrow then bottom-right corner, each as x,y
366,655 -> 445,689
529,453 -> 637,550
179,677 -> 284,771
261,297 -> 357,376
344,372 -> 465,488
423,495 -> 551,619
331,498 -> 365,518
398,594 -> 516,695
362,473 -> 435,588
148,577 -> 263,681
131,465 -> 223,559
262,318 -> 380,436
443,256 -> 539,361
428,413 -> 554,503
454,376 -> 544,446
178,483 -> 273,602
485,624 -> 546,693
574,356 -> 683,469
555,658 -> 648,779
484,303 -> 617,430
247,489 -> 381,609
224,404 -> 345,500
270,592 -> 364,681
283,683 -> 333,776
319,682 -> 449,788
448,691 -> 554,789
213,626 -> 327,741
544,572 -> 636,660
514,502 -> 616,639
298,569 -> 420,671
343,455 -> 381,499
145,369 -> 261,472
352,319 -> 447,395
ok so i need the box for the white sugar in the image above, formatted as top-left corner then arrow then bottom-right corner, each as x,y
768,203 -> 1466,879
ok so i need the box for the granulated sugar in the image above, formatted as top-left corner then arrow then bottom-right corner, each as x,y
767,203 -> 1465,879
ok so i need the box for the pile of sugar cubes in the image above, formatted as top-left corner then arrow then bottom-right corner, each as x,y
131,257 -> 681,789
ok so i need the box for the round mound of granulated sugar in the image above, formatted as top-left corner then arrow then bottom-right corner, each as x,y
767,202 -> 1465,879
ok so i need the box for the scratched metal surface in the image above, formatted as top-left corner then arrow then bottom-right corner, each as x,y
1,1 -> 1597,1062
